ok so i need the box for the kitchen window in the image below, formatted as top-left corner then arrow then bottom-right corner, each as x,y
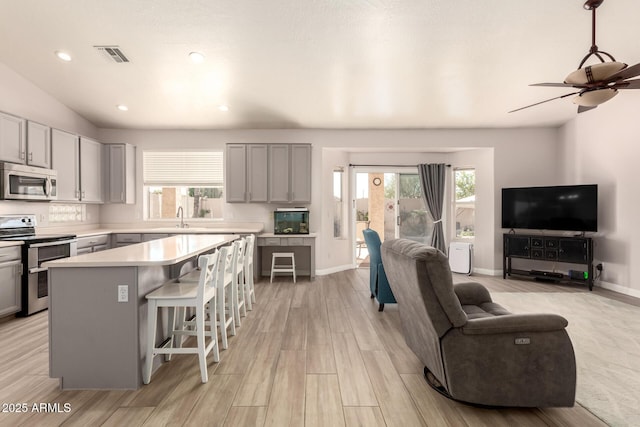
143,151 -> 224,220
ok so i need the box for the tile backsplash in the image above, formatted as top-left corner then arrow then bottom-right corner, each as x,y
49,204 -> 86,223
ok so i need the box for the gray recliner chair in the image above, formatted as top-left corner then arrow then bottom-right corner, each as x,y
381,238 -> 576,407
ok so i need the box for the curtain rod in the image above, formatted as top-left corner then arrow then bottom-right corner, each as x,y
348,163 -> 451,168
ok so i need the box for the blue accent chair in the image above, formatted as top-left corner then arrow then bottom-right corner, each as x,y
363,228 -> 396,311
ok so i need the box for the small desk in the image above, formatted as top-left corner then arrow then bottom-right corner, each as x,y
257,233 -> 316,280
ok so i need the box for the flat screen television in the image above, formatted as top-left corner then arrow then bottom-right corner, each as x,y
502,184 -> 598,232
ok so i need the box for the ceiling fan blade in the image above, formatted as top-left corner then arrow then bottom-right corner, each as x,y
613,79 -> 640,89
509,92 -> 580,113
578,105 -> 597,113
530,82 -> 580,88
603,62 -> 640,83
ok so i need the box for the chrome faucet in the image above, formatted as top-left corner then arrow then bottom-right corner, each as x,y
176,206 -> 187,228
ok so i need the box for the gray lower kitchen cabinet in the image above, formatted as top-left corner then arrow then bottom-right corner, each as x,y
77,234 -> 111,254
142,233 -> 169,242
112,233 -> 142,247
226,144 -> 268,202
0,246 -> 22,317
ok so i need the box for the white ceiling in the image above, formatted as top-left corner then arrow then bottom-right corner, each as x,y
1,0 -> 640,130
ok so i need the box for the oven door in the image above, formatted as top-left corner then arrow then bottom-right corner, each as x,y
23,239 -> 77,316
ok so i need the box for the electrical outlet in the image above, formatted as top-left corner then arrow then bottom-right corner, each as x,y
118,285 -> 128,302
596,263 -> 603,271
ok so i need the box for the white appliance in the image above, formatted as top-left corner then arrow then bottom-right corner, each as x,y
449,242 -> 473,275
0,162 -> 58,201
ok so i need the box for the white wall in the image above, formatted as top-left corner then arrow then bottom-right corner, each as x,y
0,62 -> 97,138
97,127 -> 560,273
0,61 -> 101,229
559,94 -> 640,297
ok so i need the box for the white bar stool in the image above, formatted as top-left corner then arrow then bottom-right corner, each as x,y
243,235 -> 256,310
232,238 -> 247,326
143,251 -> 221,384
176,245 -> 236,350
270,252 -> 296,283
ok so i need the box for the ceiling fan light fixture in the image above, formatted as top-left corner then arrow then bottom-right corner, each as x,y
565,62 -> 627,85
573,88 -> 618,107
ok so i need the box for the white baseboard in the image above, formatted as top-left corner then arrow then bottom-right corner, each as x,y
473,268 -> 502,276
596,280 -> 640,299
316,264 -> 354,276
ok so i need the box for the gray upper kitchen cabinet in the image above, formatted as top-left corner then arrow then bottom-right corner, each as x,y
51,129 -> 80,201
226,144 -> 268,203
268,144 -> 311,203
0,114 -> 51,168
0,112 -> 25,165
52,131 -> 104,203
105,143 -> 136,204
79,137 -> 103,203
290,144 -> 312,203
26,121 -> 51,168
226,144 -> 247,202
268,144 -> 290,203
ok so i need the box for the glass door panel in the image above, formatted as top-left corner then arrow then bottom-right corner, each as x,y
398,173 -> 431,244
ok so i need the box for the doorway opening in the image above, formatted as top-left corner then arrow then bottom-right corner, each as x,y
353,170 -> 433,267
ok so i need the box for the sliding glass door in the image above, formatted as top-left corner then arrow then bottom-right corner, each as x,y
354,170 -> 432,265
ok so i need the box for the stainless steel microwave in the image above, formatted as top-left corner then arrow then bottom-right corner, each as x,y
0,162 -> 57,201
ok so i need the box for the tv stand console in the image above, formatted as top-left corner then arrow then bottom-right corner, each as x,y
503,233 -> 594,291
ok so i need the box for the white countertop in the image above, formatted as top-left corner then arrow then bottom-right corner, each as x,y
74,226 -> 263,238
36,223 -> 264,238
259,233 -> 317,238
0,241 -> 22,248
45,234 -> 238,268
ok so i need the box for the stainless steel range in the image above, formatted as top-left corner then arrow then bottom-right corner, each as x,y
0,215 -> 77,316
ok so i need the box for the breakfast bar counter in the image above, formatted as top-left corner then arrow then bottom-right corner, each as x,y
46,234 -> 238,390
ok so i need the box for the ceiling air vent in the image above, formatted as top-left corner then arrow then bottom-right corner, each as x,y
94,45 -> 130,63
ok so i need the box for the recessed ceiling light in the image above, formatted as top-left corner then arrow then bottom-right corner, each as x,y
55,51 -> 72,62
116,104 -> 129,111
218,105 -> 229,112
189,52 -> 205,64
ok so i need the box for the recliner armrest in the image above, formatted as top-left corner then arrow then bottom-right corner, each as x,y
461,313 -> 569,335
454,282 -> 492,305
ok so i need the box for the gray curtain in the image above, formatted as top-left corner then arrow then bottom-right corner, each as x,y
418,163 -> 447,254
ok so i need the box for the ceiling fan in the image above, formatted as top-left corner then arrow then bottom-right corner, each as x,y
510,0 -> 640,114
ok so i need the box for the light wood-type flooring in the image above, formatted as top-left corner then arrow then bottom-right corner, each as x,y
1,269 -> 627,426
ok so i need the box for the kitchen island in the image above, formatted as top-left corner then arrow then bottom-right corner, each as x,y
46,234 -> 238,390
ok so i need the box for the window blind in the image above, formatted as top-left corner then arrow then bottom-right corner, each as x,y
143,151 -> 223,186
